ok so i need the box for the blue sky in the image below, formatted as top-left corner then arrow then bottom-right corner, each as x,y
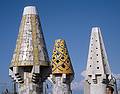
0,0 -> 120,93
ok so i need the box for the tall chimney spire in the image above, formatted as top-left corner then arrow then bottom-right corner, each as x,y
84,27 -> 117,94
51,39 -> 74,94
9,6 -> 50,94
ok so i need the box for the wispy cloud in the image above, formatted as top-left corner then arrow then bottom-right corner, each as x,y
81,70 -> 86,77
113,73 -> 120,90
71,79 -> 84,91
113,74 -> 120,80
71,70 -> 86,91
